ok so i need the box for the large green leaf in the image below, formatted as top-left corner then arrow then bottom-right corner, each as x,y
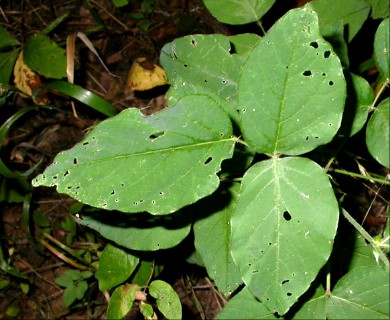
203,0 -> 275,25
238,7 -> 345,155
23,34 -> 66,79
33,95 -> 235,214
77,210 -> 191,251
294,266 -> 390,319
374,18 -> 389,79
216,287 -> 277,319
366,98 -> 389,168
231,157 -> 339,315
311,0 -> 370,42
160,34 -> 241,102
193,183 -> 242,296
95,243 -> 139,291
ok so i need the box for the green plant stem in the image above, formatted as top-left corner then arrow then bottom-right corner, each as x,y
325,264 -> 331,298
333,168 -> 390,185
341,208 -> 389,270
370,78 -> 389,111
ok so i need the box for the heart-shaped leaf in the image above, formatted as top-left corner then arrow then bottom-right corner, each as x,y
231,157 -> 339,315
95,243 -> 139,291
33,95 -> 235,214
149,280 -> 181,319
238,7 -> 345,155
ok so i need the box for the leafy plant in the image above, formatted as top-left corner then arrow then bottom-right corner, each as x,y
55,270 -> 93,307
31,0 -> 389,319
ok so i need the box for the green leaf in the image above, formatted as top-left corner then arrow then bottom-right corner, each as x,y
107,284 -> 137,319
131,260 -> 156,286
341,73 -> 374,137
33,95 -> 235,214
203,0 -> 275,25
112,0 -> 129,7
77,210 -> 191,251
366,98 -> 389,167
96,243 -> 139,291
23,34 -> 66,79
238,7 -> 345,155
0,49 -> 20,85
0,25 -> 20,48
374,18 -> 389,79
160,34 -> 241,102
228,33 -> 261,60
33,81 -> 118,117
149,280 -> 182,320
193,183 -> 242,296
294,266 -> 390,319
140,303 -> 154,319
216,287 -> 278,319
363,0 -> 390,19
311,0 -> 371,42
231,157 -> 339,315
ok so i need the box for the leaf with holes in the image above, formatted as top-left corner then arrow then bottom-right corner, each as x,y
95,243 -> 139,291
160,34 -> 241,102
32,95 -> 235,214
203,0 -> 275,25
77,210 -> 191,251
366,98 -> 389,168
193,183 -> 242,296
231,157 -> 339,315
294,266 -> 390,319
238,7 -> 345,155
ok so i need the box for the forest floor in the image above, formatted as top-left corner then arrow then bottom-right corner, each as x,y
0,0 -> 388,319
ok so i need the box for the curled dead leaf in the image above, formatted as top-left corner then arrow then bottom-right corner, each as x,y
127,57 -> 168,91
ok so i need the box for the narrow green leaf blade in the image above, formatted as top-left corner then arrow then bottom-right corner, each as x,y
96,243 -> 139,291
33,81 -> 118,117
77,210 -> 191,251
216,287 -> 278,319
107,284 -> 138,319
149,280 -> 182,320
204,0 -> 275,25
194,183 -> 242,296
33,95 -> 235,214
374,18 -> 389,79
23,34 -> 66,79
238,7 -> 345,155
231,157 -> 339,315
366,98 -> 390,167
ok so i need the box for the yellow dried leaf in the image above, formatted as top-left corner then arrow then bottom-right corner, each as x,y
127,57 -> 168,91
13,51 -> 48,104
